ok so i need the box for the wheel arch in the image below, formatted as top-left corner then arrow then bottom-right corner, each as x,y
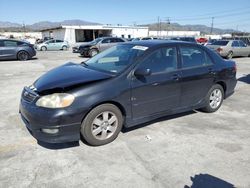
81,100 -> 127,123
16,50 -> 30,59
215,81 -> 227,97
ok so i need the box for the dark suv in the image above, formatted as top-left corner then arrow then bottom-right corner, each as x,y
73,37 -> 126,57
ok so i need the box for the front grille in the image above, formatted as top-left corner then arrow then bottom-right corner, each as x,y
22,87 -> 38,103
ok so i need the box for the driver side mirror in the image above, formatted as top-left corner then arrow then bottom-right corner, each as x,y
134,68 -> 151,77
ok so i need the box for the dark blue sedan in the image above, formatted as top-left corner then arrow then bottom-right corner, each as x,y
19,40 -> 237,146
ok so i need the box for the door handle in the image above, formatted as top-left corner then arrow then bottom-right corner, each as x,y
171,74 -> 180,81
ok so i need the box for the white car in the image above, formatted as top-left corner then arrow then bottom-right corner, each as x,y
36,39 -> 69,51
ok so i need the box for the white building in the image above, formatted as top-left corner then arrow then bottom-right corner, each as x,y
41,25 -> 149,44
0,31 -> 42,40
149,30 -> 200,37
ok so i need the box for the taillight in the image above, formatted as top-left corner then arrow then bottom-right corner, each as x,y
233,64 -> 237,72
217,47 -> 223,53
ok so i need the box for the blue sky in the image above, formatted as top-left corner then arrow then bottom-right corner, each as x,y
1,0 -> 250,31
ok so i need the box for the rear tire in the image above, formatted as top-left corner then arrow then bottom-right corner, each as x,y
226,51 -> 233,59
89,49 -> 98,57
81,104 -> 123,146
62,46 -> 67,51
17,51 -> 29,61
201,84 -> 224,113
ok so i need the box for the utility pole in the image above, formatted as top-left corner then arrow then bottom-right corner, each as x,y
157,16 -> 160,37
159,18 -> 162,37
166,17 -> 170,37
210,17 -> 214,34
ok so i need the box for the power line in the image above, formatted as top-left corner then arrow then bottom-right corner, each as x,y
170,6 -> 250,20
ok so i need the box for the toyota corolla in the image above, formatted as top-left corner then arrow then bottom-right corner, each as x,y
19,40 -> 237,146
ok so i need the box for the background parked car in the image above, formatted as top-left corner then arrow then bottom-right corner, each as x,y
77,37 -> 126,57
0,39 -> 36,61
171,37 -> 197,43
204,39 -> 218,46
36,39 -> 69,51
206,40 -> 250,59
196,37 -> 208,45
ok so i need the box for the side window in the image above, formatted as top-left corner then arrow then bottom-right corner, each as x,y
56,40 -> 63,43
232,41 -> 239,47
116,38 -> 125,43
110,38 -> 118,43
17,41 -> 25,46
3,41 -> 18,47
139,47 -> 177,74
0,41 -> 5,47
239,41 -> 246,47
102,39 -> 111,43
180,46 -> 211,68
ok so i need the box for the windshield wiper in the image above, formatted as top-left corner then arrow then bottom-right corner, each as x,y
81,62 -> 88,66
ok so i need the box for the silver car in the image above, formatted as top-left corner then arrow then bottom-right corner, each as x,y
77,37 -> 126,57
206,40 -> 250,59
36,39 -> 69,51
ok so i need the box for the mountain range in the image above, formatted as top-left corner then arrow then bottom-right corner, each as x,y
0,20 -> 101,31
0,19 -> 236,34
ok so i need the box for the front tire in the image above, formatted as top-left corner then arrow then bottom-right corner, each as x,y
201,84 -> 224,113
41,46 -> 47,51
17,51 -> 29,61
81,104 -> 123,146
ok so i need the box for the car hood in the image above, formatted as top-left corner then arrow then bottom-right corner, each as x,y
79,43 -> 95,48
34,62 -> 112,94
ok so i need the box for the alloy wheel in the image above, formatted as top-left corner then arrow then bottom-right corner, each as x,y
209,89 -> 222,109
91,111 -> 118,140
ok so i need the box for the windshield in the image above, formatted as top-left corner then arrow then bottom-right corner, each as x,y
89,38 -> 102,45
84,44 -> 147,74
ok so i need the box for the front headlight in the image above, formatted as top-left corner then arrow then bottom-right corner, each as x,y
36,93 -> 75,108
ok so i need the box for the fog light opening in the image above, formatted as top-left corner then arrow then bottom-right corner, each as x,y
41,128 -> 59,134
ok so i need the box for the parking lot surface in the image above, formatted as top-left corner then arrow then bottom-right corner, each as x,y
0,51 -> 249,188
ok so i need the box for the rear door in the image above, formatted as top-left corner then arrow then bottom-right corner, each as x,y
55,40 -> 64,50
46,40 -> 56,50
238,40 -> 249,56
131,46 -> 182,119
178,45 -> 215,108
231,41 -> 241,56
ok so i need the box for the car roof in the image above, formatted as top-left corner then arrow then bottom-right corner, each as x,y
0,39 -> 26,43
125,39 -> 196,47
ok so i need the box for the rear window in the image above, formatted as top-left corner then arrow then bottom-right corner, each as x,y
211,41 -> 229,46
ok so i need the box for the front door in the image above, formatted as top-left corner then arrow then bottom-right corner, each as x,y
131,46 -> 181,119
99,38 -> 112,51
0,40 -> 17,59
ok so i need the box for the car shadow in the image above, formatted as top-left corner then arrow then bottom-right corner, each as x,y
238,74 -> 250,84
37,140 -> 80,150
184,173 -> 235,188
0,57 -> 38,62
122,110 -> 196,133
